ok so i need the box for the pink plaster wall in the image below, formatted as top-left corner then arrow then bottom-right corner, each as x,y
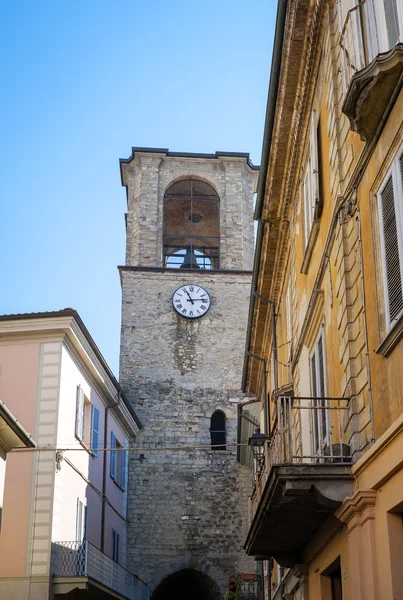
0,343 -> 39,576
0,451 -> 33,576
0,343 -> 40,432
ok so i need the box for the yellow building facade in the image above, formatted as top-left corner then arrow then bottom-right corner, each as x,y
241,1 -> 403,598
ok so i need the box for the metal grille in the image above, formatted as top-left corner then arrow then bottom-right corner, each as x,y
52,541 -> 150,600
235,574 -> 262,600
381,174 -> 403,323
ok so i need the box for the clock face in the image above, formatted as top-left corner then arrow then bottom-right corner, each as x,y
172,284 -> 211,319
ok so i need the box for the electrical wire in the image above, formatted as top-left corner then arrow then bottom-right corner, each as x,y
11,441 -> 253,453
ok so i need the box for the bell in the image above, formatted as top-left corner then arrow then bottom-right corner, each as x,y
180,247 -> 200,269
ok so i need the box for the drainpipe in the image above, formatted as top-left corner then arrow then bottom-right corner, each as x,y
101,392 -> 121,552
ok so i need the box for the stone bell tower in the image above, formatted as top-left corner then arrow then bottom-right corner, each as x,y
118,148 -> 258,599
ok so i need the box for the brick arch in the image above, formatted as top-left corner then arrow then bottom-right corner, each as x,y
162,174 -> 221,199
151,568 -> 223,600
162,177 -> 220,270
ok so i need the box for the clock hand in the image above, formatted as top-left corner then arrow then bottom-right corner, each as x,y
184,290 -> 195,304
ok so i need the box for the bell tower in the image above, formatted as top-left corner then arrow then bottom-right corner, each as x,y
119,148 -> 258,598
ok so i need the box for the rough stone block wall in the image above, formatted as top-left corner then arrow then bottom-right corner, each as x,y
120,269 -> 256,594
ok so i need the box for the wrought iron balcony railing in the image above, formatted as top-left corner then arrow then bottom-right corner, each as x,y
51,541 -> 150,600
249,396 -> 351,522
339,0 -> 402,92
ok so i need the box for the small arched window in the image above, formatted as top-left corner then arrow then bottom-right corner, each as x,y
210,410 -> 226,450
163,179 -> 220,269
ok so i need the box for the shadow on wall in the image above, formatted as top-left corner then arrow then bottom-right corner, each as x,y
151,568 -> 223,600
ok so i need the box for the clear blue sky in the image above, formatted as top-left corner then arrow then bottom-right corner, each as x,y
0,0 -> 276,373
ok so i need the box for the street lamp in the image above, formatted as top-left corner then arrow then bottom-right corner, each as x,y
248,427 -> 268,469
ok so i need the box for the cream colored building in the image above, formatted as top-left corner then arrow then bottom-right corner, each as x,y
0,310 -> 148,600
241,1 -> 403,599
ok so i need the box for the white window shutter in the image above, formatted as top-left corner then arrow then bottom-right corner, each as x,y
90,406 -> 100,456
110,432 -> 117,479
76,498 -> 86,542
75,386 -> 85,440
303,167 -> 313,247
310,109 -> 319,219
380,174 -> 403,325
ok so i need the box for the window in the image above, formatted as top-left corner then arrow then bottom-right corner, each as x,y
75,386 -> 100,456
112,530 -> 120,563
303,110 -> 319,248
76,498 -> 87,542
90,405 -> 100,456
210,411 -> 226,450
75,386 -> 86,441
285,280 -> 292,363
378,151 -> 403,330
310,330 -> 329,455
340,0 -> 402,81
163,179 -> 220,269
110,431 -> 127,490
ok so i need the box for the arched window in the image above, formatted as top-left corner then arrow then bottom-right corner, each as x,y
210,410 -> 226,450
163,179 -> 220,269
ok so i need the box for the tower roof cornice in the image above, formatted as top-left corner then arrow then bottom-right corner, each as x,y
119,147 -> 259,186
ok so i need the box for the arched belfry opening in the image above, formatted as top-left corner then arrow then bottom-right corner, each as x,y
163,179 -> 220,269
151,568 -> 223,600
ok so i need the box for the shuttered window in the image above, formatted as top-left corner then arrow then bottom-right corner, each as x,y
378,153 -> 403,329
112,530 -> 120,563
75,386 -> 85,440
76,498 -> 87,542
310,330 -> 328,455
90,406 -> 100,456
303,110 -> 321,249
110,432 -> 117,479
121,441 -> 127,491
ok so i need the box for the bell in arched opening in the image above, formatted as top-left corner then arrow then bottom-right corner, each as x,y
163,179 -> 220,270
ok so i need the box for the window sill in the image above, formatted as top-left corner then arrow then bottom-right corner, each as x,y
376,312 -> 403,357
300,220 -> 320,275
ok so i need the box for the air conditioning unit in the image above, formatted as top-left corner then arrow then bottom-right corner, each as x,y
323,443 -> 351,463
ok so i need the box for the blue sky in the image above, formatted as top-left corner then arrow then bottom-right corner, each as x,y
0,0 -> 276,373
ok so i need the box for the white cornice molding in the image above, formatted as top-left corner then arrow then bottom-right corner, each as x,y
0,316 -> 140,437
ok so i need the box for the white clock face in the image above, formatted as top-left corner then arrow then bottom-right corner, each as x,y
172,284 -> 211,319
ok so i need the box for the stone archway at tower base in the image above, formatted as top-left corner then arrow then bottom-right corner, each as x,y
151,568 -> 223,600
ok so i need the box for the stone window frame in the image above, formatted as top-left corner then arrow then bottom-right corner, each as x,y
300,56 -> 325,275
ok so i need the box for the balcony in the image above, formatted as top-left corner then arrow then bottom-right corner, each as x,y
340,1 -> 403,141
245,397 -> 354,568
51,541 -> 150,600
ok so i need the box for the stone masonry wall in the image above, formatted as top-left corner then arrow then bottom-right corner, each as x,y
121,153 -> 256,271
119,269 -> 256,593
